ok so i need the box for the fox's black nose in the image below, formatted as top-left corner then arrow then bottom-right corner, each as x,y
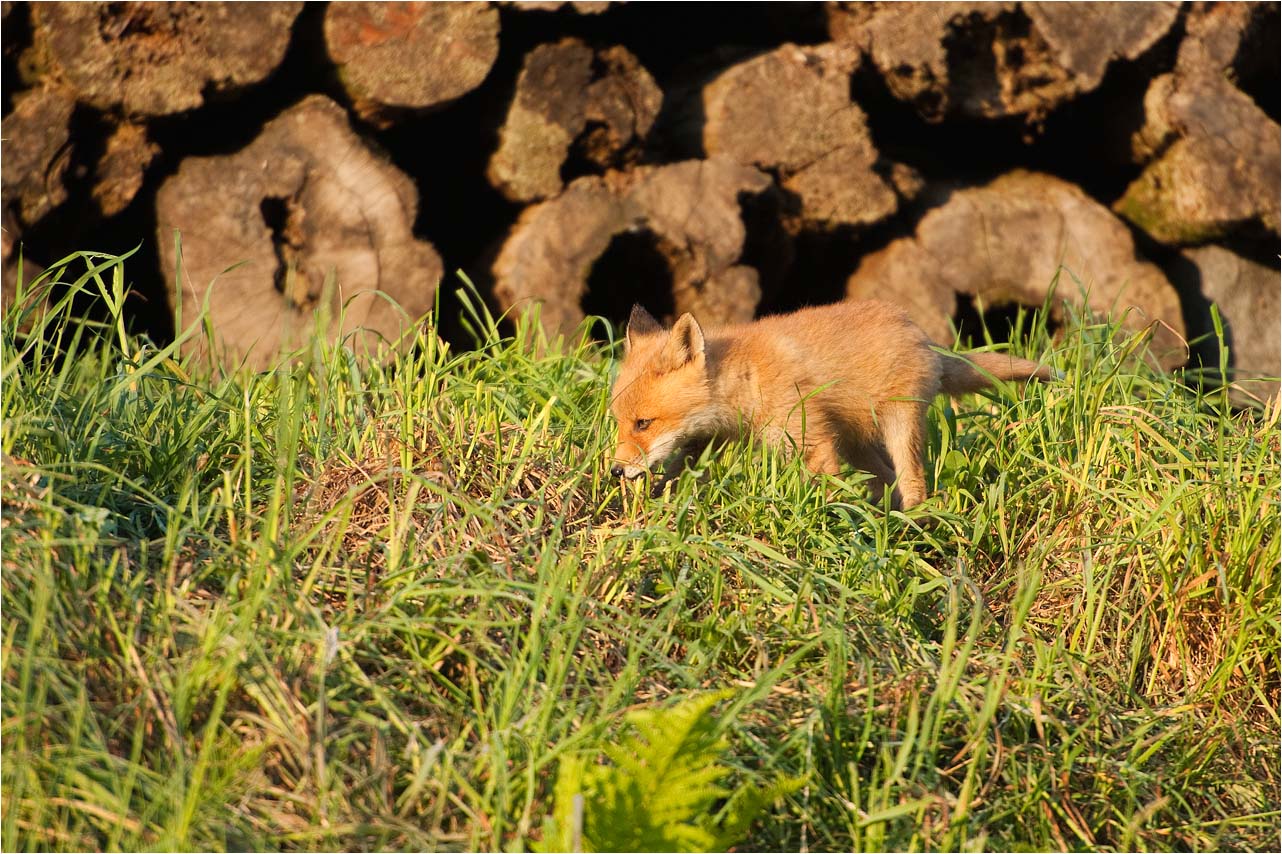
610,464 -> 624,478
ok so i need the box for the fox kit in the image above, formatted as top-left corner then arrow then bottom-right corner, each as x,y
609,301 -> 1055,509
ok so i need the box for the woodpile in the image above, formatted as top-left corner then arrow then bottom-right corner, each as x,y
2,1 -> 1277,395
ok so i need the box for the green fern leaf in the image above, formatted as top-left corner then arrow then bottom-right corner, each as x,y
536,690 -> 802,853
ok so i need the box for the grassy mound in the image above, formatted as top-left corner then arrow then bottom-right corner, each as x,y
3,252 -> 1278,851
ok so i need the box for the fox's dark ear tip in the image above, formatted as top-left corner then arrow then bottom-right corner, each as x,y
626,304 -> 661,334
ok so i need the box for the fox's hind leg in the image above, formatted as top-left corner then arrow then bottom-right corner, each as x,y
879,401 -> 929,510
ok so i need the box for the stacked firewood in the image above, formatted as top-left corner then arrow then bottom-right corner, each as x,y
2,2 -> 1277,395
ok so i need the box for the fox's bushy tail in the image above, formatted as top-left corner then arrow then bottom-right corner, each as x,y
939,351 -> 1058,395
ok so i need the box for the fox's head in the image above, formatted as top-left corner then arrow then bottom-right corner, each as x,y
609,305 -> 714,482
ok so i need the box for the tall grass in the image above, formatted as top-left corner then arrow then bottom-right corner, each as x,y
2,251 -> 1278,851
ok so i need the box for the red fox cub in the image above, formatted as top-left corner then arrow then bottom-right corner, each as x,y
609,301 -> 1056,509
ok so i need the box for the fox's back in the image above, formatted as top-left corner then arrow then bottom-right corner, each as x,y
708,301 -> 941,417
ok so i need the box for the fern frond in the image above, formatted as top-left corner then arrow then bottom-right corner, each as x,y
535,690 -> 802,853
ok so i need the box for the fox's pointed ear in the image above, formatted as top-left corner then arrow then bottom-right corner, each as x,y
624,305 -> 662,352
662,312 -> 705,370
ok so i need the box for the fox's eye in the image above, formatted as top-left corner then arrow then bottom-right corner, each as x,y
634,418 -> 653,432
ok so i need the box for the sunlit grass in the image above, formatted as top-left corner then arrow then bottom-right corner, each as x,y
2,251 -> 1278,851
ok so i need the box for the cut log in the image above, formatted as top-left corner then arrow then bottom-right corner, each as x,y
31,2 -> 302,116
580,46 -> 662,170
488,39 -> 595,203
703,43 -> 907,231
829,2 -> 1178,123
846,170 -> 1187,369
92,121 -> 158,218
324,2 -> 500,126
1171,245 -> 1280,405
1116,75 -> 1279,245
155,96 -> 443,371
487,39 -> 661,202
492,179 -> 631,337
1023,2 -> 1180,90
0,84 -> 74,227
1172,1 -> 1277,83
626,160 -> 772,324
828,2 -> 999,121
1115,2 -> 1280,245
492,157 -> 773,339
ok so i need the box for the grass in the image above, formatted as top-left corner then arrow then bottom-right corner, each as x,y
2,250 -> 1278,852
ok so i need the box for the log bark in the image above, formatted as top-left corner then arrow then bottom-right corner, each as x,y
487,39 -> 661,202
703,43 -> 908,231
0,84 -> 74,227
830,2 -> 1178,123
324,2 -> 500,126
846,170 -> 1187,369
155,96 -> 442,371
492,158 -> 772,339
31,2 -> 302,116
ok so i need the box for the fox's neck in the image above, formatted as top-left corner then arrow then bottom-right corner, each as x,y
693,335 -> 751,436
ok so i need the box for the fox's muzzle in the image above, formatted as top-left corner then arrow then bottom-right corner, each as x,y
609,458 -> 647,479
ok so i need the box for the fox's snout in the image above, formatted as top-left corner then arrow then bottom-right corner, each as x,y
609,446 -> 648,480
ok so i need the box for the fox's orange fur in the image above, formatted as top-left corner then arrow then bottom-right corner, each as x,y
609,301 -> 1056,509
